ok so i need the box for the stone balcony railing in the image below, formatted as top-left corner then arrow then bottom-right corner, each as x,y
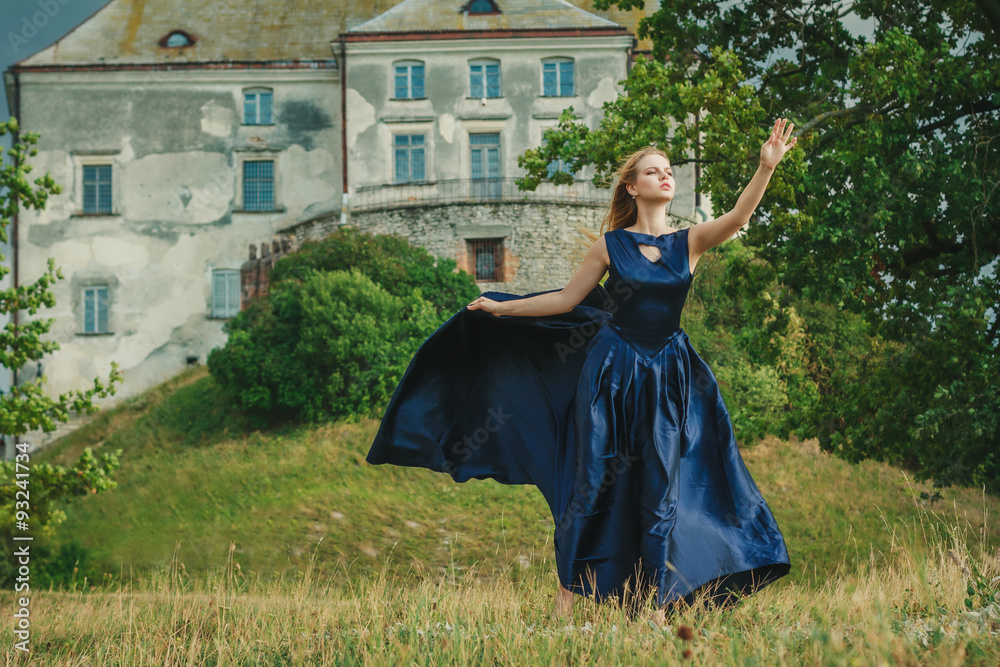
350,178 -> 613,211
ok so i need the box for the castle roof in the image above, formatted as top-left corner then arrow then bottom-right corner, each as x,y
349,0 -> 619,34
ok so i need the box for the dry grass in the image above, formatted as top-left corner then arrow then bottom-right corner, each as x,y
4,485 -> 998,665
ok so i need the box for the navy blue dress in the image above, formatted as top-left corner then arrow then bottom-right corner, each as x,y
366,226 -> 791,609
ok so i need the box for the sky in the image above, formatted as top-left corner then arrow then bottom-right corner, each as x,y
1,0 -> 113,152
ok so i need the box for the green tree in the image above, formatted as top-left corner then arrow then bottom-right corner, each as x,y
0,117 -> 125,584
0,118 -> 123,440
518,2 -> 999,489
0,445 -> 122,585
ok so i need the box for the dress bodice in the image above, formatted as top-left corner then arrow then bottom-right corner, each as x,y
603,227 -> 694,360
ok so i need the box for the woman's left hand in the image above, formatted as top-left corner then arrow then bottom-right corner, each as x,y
760,117 -> 798,170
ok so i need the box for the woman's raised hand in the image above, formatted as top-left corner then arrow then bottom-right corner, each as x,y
760,117 -> 798,170
467,296 -> 504,317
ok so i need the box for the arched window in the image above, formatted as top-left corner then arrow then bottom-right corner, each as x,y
393,60 -> 425,99
243,87 -> 273,125
161,30 -> 195,47
465,0 -> 500,14
469,59 -> 501,98
541,57 -> 574,97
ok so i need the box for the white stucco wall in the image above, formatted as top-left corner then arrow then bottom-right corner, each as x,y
344,35 -> 633,192
14,67 -> 342,420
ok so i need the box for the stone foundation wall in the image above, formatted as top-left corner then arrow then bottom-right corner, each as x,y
277,202 -> 611,295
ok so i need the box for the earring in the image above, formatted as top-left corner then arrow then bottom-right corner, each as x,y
631,195 -> 635,200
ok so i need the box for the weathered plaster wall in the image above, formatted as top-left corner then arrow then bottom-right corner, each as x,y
15,68 -> 341,418
344,36 -> 633,192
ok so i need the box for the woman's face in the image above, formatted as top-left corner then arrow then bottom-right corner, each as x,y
628,154 -> 674,202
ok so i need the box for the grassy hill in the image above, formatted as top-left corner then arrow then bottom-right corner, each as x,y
34,364 -> 999,589
18,365 -> 1000,663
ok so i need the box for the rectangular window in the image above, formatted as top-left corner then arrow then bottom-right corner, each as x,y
212,270 -> 241,318
82,165 -> 112,214
543,61 -> 574,97
243,160 -> 275,211
394,63 -> 425,99
543,137 -> 573,179
83,286 -> 109,333
470,133 -> 501,199
469,239 -> 504,282
243,90 -> 273,125
394,134 -> 426,183
470,62 -> 501,98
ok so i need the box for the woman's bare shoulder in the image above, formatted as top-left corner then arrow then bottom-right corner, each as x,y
591,233 -> 610,269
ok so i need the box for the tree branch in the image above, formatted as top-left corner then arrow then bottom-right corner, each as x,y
757,55 -> 831,96
885,240 -> 965,273
918,100 -> 1000,136
797,104 -> 871,136
973,0 -> 1000,41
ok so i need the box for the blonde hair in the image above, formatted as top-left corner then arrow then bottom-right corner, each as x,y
569,146 -> 671,267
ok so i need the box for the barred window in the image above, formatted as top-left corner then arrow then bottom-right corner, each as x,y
469,239 -> 504,282
82,165 -> 112,214
243,160 -> 275,211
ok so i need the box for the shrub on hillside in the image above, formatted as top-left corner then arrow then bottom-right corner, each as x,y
209,229 -> 481,425
713,359 -> 790,445
209,268 -> 441,425
269,226 -> 481,318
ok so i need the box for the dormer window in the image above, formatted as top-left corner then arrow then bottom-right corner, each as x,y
465,0 -> 500,14
161,30 -> 195,48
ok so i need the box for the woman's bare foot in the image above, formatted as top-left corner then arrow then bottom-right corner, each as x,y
554,583 -> 574,621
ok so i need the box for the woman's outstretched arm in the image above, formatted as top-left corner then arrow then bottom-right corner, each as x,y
689,117 -> 798,258
467,235 -> 610,317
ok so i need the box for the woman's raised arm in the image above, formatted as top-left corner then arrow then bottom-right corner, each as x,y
689,118 -> 797,258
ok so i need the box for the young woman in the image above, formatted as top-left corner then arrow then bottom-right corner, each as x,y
368,119 -> 798,627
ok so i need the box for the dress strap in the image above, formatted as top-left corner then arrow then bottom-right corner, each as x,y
603,228 -> 625,275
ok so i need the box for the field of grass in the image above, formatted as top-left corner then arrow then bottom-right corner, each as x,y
5,365 -> 999,664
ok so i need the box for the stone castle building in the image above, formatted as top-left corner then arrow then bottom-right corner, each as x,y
3,0 -> 710,440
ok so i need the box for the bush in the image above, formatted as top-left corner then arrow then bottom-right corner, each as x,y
208,229 -> 481,425
714,358 -> 790,445
208,268 -> 441,425
269,226 -> 480,318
